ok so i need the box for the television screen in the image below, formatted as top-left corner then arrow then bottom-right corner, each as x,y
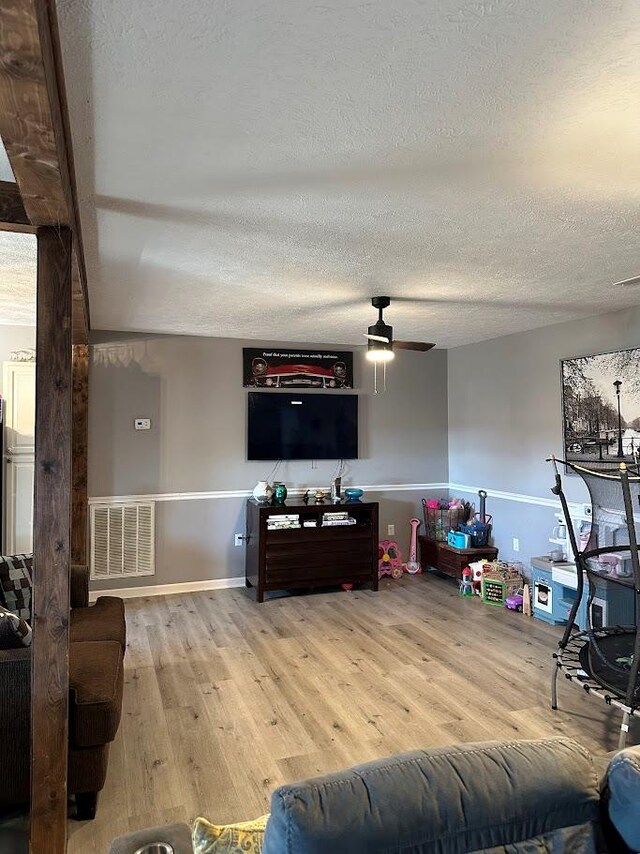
248,392 -> 358,460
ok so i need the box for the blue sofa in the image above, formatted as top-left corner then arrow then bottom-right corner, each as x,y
264,738 -> 613,853
110,737 -> 640,853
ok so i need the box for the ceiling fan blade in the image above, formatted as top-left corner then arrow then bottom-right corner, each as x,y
613,274 -> 640,287
363,333 -> 391,343
393,340 -> 436,352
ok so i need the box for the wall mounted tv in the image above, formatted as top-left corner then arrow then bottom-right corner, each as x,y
247,392 -> 358,460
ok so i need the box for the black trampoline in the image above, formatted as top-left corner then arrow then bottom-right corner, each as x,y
549,456 -> 640,748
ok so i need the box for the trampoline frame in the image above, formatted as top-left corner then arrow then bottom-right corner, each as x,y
548,456 -> 640,749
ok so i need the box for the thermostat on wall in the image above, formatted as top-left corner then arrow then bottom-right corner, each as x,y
134,418 -> 151,430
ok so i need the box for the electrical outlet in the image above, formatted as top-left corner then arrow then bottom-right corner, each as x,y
234,533 -> 244,547
134,418 -> 151,430
387,524 -> 395,536
512,537 -> 520,552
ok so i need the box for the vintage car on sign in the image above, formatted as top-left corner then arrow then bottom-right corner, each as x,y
250,358 -> 349,388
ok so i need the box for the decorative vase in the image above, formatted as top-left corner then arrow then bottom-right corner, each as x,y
274,482 -> 287,504
344,488 -> 363,502
252,481 -> 273,503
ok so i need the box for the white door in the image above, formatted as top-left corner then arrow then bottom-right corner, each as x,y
5,457 -> 34,554
3,362 -> 35,454
3,361 -> 35,554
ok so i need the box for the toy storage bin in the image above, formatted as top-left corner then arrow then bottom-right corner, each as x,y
422,500 -> 463,542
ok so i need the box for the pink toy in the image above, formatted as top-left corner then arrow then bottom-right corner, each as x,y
378,540 -> 404,579
405,518 -> 422,574
598,554 -> 629,577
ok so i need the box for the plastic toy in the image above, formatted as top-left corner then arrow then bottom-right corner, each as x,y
378,540 -> 404,579
469,559 -> 487,596
447,530 -> 471,549
481,562 -> 523,607
505,588 -> 525,612
459,566 -> 474,597
405,518 -> 422,573
522,583 -> 532,616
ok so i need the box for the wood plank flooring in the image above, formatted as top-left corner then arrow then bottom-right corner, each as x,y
67,573 -> 639,853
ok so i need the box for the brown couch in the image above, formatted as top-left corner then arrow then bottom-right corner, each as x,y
0,565 -> 126,820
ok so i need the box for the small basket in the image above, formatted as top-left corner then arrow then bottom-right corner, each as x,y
422,500 -> 463,542
459,515 -> 493,548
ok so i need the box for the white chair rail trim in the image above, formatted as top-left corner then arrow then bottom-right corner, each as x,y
88,482 -> 581,514
88,483 -> 450,505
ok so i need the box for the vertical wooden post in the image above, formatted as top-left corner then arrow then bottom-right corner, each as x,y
31,225 -> 72,854
71,343 -> 89,564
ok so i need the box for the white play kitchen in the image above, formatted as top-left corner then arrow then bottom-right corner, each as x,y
531,510 -> 634,628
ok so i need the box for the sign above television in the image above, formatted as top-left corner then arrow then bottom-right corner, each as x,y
243,348 -> 353,389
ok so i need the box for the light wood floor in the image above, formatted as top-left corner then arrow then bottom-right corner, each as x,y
67,573 -> 639,853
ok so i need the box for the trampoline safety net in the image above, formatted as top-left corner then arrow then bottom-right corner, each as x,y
550,457 -> 640,713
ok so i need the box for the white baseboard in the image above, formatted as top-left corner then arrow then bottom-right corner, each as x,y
89,576 -> 245,602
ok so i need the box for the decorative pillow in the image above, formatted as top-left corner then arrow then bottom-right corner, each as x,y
0,603 -> 32,648
192,815 -> 269,854
0,553 -> 33,621
607,746 -> 640,851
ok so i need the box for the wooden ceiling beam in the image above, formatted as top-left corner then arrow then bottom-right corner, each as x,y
0,2 -> 67,223
0,0 -> 89,339
72,250 -> 87,344
0,178 -> 29,226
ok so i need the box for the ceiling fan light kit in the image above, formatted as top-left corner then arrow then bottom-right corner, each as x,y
364,296 -> 435,392
366,348 -> 395,363
365,296 -> 395,363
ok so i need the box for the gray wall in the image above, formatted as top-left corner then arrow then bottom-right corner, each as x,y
0,325 -> 35,393
89,334 -> 449,589
448,306 -> 640,565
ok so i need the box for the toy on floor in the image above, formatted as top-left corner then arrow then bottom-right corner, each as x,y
481,561 -> 524,607
522,583 -> 532,616
469,559 -> 488,596
378,540 -> 404,579
405,518 -> 422,574
505,587 -> 525,611
459,566 -> 474,597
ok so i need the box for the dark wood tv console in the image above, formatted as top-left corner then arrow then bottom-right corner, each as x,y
245,499 -> 379,602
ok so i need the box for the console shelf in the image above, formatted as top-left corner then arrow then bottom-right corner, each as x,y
245,499 -> 379,602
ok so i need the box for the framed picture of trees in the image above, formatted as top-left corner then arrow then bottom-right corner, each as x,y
561,347 -> 640,468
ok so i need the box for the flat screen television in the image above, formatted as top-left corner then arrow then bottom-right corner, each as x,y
248,392 -> 358,460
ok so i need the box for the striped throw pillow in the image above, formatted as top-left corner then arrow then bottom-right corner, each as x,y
0,603 -> 32,648
0,553 -> 33,621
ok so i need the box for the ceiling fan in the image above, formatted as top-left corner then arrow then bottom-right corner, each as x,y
364,296 -> 435,362
613,275 -> 640,288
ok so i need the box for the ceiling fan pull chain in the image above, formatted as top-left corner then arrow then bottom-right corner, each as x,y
373,360 -> 388,394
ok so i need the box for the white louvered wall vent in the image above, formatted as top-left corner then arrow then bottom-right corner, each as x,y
90,502 -> 155,580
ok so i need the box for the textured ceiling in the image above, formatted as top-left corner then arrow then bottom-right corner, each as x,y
0,232 -> 36,326
56,0 -> 640,347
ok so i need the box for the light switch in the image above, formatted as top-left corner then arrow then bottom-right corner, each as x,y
134,418 -> 151,430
